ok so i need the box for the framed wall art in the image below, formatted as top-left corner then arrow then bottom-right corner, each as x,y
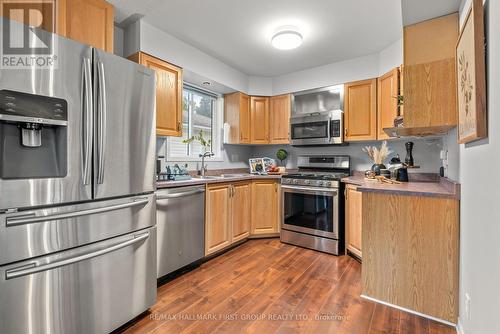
456,0 -> 487,144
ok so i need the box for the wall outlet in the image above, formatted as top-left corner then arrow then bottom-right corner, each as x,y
465,293 -> 472,320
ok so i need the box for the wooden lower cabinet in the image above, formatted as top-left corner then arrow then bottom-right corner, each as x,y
362,192 -> 459,323
250,180 -> 280,235
205,184 -> 232,255
205,180 -> 280,255
231,182 -> 251,243
205,181 -> 252,256
345,184 -> 362,259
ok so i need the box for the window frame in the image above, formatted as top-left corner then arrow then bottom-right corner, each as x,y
166,84 -> 223,162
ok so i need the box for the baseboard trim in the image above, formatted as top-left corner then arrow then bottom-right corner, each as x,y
360,294 -> 457,328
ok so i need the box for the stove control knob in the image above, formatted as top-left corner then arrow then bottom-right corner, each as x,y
325,181 -> 332,187
292,179 -> 299,184
304,180 -> 311,185
317,181 -> 324,187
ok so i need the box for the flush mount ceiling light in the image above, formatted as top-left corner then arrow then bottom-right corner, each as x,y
271,26 -> 303,50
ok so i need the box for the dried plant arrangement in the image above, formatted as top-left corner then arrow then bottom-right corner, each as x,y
362,141 -> 392,164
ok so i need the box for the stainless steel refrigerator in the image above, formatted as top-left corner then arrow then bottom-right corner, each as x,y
0,20 -> 157,334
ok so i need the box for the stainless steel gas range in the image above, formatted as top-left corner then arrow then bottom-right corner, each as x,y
280,155 -> 350,255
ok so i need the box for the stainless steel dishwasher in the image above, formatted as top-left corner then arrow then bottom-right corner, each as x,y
156,185 -> 205,279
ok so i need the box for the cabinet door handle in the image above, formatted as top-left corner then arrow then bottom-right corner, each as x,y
177,121 -> 181,132
344,128 -> 348,137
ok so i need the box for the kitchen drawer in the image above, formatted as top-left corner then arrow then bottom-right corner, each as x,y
0,194 -> 155,265
0,227 -> 157,334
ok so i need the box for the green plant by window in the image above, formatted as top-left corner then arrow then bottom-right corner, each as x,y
182,129 -> 212,149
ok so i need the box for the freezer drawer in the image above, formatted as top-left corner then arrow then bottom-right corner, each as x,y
156,185 -> 205,278
0,193 -> 155,266
0,227 -> 156,334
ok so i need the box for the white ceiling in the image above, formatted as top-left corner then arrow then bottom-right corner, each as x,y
401,0 -> 461,26
109,0 -> 402,77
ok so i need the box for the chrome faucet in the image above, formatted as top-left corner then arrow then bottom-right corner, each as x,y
199,151 -> 215,176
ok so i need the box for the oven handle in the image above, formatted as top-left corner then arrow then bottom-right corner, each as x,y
281,185 -> 338,196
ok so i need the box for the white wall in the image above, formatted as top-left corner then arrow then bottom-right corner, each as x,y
113,25 -> 124,57
123,20 -> 140,59
457,1 -> 500,334
271,36 -> 402,95
248,76 -> 273,96
137,21 -> 249,94
271,53 -> 381,95
378,38 -> 403,75
250,138 -> 443,173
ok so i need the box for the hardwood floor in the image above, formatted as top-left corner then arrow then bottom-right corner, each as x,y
120,239 -> 455,334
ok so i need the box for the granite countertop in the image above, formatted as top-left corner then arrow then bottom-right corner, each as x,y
341,173 -> 460,199
156,173 -> 282,189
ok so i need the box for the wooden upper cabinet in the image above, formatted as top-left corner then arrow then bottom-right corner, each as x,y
250,96 -> 270,144
224,92 -> 250,144
377,68 -> 399,140
129,52 -> 183,137
251,180 -> 279,235
269,94 -> 291,144
403,13 -> 458,129
345,184 -> 362,259
344,79 -> 377,141
205,184 -> 231,255
58,0 -> 114,52
231,182 -> 251,243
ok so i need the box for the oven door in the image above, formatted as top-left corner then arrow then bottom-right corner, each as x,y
281,185 -> 339,239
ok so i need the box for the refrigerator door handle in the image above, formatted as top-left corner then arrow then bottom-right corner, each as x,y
96,61 -> 107,185
5,197 -> 150,227
82,57 -> 93,185
5,231 -> 150,280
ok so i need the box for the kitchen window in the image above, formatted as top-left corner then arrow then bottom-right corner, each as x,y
166,85 -> 222,161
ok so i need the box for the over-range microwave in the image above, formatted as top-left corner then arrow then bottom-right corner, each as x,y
290,84 -> 344,146
290,110 -> 344,146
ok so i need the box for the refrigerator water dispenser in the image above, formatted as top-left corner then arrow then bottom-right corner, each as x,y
0,90 -> 68,179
